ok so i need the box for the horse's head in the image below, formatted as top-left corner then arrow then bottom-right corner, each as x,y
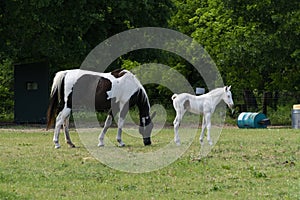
139,112 -> 156,146
223,86 -> 234,109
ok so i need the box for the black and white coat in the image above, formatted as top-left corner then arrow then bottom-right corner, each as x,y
47,69 -> 155,149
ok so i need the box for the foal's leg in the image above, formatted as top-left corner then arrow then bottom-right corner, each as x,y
199,116 -> 206,145
173,112 -> 181,145
173,109 -> 185,145
63,114 -> 75,148
205,113 -> 213,146
98,114 -> 113,147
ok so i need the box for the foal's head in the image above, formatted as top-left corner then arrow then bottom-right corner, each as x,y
223,86 -> 234,109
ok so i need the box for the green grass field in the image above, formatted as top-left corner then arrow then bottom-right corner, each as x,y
0,127 -> 299,199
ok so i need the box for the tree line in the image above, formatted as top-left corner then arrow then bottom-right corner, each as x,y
0,0 -> 299,119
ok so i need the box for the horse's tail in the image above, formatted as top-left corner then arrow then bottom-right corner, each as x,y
171,94 -> 178,101
46,71 -> 67,130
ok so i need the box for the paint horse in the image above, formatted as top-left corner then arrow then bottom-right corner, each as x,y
47,69 -> 155,148
172,86 -> 234,146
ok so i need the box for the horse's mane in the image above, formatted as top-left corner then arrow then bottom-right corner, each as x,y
130,72 -> 149,108
111,69 -> 150,108
137,87 -> 149,105
111,69 -> 127,78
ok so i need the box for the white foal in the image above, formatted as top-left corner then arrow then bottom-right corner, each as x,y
172,86 -> 234,146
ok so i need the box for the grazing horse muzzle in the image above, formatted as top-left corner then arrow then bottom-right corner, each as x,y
139,125 -> 152,146
139,124 -> 153,146
143,137 -> 151,146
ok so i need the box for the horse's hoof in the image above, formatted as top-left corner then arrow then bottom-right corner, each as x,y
174,138 -> 180,146
208,141 -> 213,146
98,143 -> 104,147
54,145 -> 61,149
117,139 -> 125,147
67,142 -> 76,148
118,143 -> 126,147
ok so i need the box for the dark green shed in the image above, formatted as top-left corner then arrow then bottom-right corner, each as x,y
14,61 -> 49,123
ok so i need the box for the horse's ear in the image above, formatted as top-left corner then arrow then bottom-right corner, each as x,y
151,111 -> 157,120
225,85 -> 231,91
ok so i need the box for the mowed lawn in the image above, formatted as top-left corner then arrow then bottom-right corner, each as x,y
0,127 -> 299,199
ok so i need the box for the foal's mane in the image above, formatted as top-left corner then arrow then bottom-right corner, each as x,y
207,87 -> 225,96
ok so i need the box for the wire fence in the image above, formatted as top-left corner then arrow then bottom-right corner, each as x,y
148,89 -> 300,126
150,90 -> 300,110
1,88 -> 299,125
232,90 -> 300,110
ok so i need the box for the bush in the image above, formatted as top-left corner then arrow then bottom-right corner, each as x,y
267,105 -> 292,126
0,59 -> 14,121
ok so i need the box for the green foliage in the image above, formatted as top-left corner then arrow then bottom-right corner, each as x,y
121,59 -> 170,105
0,0 -> 174,121
267,105 -> 293,125
120,59 -> 141,71
0,0 -> 173,68
1,0 -> 299,123
170,0 -> 300,94
0,59 -> 14,121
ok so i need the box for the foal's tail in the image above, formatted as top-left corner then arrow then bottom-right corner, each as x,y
46,71 -> 67,130
171,94 -> 178,101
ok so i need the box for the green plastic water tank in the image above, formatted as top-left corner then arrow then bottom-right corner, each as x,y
237,112 -> 270,128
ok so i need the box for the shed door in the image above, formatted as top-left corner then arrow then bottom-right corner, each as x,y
14,62 -> 49,123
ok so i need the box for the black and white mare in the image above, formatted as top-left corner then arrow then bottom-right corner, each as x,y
47,69 -> 155,148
